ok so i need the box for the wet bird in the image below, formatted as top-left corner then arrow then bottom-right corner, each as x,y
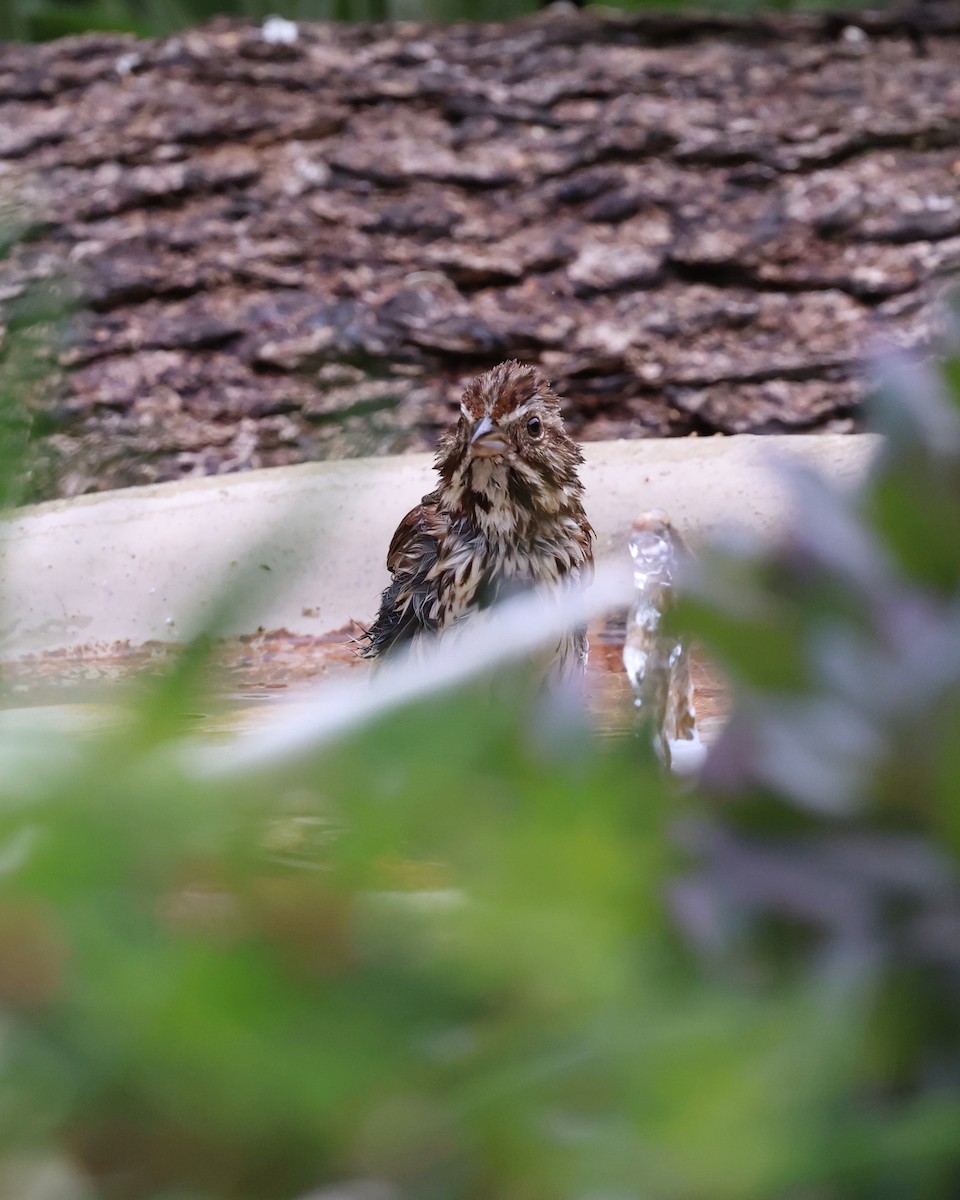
361,360 -> 595,675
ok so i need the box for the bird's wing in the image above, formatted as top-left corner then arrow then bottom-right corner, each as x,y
360,493 -> 446,658
386,500 -> 433,575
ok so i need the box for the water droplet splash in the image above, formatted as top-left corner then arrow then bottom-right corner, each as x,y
623,510 -> 704,773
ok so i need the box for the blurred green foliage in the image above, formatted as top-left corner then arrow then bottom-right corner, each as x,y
2,215 -> 960,1197
0,662 -> 876,1200
0,0 -> 875,42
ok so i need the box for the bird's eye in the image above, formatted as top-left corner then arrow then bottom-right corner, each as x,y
526,416 -> 542,439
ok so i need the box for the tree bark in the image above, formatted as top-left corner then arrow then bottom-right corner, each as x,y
1,4 -> 958,496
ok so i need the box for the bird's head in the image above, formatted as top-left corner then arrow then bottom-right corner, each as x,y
436,361 -> 584,518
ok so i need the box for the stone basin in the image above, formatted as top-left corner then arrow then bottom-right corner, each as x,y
0,433 -> 880,739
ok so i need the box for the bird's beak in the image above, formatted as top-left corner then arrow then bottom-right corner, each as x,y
470,415 -> 510,458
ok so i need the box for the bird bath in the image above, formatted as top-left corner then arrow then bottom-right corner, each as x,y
0,434 -> 879,741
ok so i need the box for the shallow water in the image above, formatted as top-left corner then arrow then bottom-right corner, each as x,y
589,615 -> 727,746
0,617 -> 728,746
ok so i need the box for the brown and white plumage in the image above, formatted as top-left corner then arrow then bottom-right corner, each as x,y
361,361 -> 595,673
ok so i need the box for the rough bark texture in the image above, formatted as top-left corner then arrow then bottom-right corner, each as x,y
1,5 -> 959,496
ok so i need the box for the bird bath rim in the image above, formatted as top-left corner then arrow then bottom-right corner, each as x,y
0,433 -> 880,663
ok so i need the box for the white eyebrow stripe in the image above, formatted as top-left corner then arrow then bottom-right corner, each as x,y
500,402 -> 538,423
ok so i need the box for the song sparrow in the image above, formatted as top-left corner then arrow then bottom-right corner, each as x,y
361,360 -> 595,674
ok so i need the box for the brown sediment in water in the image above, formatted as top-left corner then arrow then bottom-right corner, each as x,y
0,618 -> 729,742
0,623 -> 365,702
590,615 -> 727,743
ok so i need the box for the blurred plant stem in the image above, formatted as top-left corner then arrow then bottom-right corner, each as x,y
0,220 -> 66,507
